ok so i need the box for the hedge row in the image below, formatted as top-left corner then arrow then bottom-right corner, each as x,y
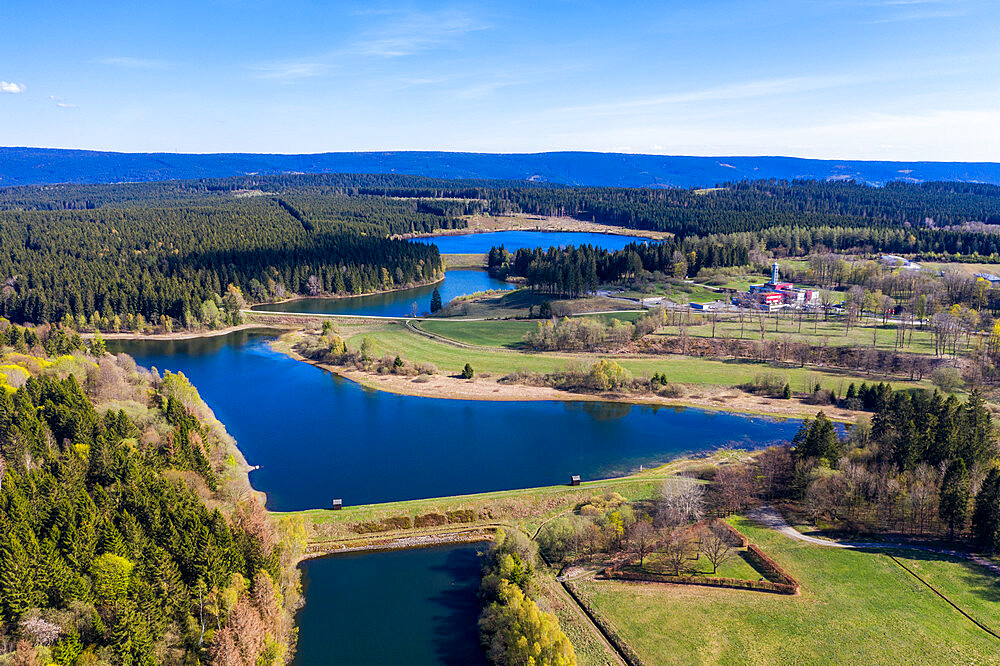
351,508 -> 479,534
563,581 -> 649,666
745,543 -> 799,592
712,518 -> 749,547
603,568 -> 798,595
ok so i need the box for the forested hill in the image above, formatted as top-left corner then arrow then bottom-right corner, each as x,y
5,147 -> 1000,188
0,323 -> 303,664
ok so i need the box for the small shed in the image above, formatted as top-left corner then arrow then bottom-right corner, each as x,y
570,475 -> 581,486
332,499 -> 343,510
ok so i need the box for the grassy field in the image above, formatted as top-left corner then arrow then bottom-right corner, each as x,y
569,516 -> 1000,664
442,253 -> 488,269
339,321 -> 930,394
654,313 -> 947,355
418,319 -> 536,347
418,314 -> 644,348
640,547 -> 763,580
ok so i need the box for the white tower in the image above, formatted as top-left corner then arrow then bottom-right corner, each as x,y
771,262 -> 779,284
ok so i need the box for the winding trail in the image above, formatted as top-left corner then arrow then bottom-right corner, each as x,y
748,505 -> 1000,574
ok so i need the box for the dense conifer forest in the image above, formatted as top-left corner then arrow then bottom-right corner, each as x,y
4,173 -> 1000,329
0,322 -> 301,664
0,190 -> 448,328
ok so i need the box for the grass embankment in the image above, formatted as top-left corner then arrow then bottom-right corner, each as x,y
273,454 -> 735,552
569,516 -> 1000,664
338,319 -> 931,395
442,253 -> 488,269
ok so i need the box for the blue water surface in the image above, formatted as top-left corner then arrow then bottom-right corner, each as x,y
252,270 -> 513,317
109,332 -> 798,512
294,544 -> 486,666
420,230 -> 653,254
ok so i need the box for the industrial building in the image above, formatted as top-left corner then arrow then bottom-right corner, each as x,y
736,263 -> 821,311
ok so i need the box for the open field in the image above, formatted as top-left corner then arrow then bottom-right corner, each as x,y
442,253 -> 488,269
569,516 -> 1000,664
653,313 -> 948,355
920,261 -> 1000,276
336,320 -> 932,395
399,213 -> 673,240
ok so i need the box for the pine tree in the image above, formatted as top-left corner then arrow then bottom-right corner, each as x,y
940,458 -> 971,538
461,363 -> 475,380
430,287 -> 443,313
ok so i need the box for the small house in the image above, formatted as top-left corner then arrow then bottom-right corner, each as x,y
570,475 -> 581,486
332,499 -> 343,510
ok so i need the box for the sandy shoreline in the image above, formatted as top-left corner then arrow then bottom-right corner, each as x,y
272,337 -> 861,423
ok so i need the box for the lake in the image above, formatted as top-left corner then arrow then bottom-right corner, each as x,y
294,544 -> 486,665
108,331 -> 799,512
252,269 -> 514,318
419,230 -> 653,254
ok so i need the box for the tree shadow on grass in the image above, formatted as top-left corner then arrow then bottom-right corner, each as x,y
880,547 -> 1000,605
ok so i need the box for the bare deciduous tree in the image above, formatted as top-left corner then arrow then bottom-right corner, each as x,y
661,526 -> 695,575
628,520 -> 657,568
659,478 -> 705,527
698,522 -> 736,574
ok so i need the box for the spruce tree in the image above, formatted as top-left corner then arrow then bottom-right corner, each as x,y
430,287 -> 443,313
972,467 -> 1000,553
940,458 -> 971,538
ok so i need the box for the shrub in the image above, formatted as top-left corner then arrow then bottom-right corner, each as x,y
461,363 -> 475,379
931,366 -> 963,392
414,512 -> 448,528
446,509 -> 476,523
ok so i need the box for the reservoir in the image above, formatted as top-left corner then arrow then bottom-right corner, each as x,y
109,331 -> 799,511
253,269 -> 514,317
294,544 -> 486,665
417,230 -> 653,254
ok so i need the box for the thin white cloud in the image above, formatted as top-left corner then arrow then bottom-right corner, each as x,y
50,95 -> 76,108
553,73 -> 890,117
354,8 -> 488,58
96,56 -> 172,69
252,7 -> 488,81
1,81 -> 26,94
253,60 -> 332,81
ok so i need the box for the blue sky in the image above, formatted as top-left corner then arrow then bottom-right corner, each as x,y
2,0 -> 998,159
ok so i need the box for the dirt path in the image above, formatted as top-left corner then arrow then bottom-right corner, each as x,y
748,505 -> 1000,574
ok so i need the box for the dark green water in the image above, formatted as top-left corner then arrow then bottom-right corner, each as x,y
294,544 -> 487,665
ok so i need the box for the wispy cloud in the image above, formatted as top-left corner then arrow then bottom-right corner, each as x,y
50,95 -> 76,108
355,8 -> 488,57
860,0 -> 969,22
252,7 -> 489,82
1,81 -> 26,94
554,73 -> 889,117
96,56 -> 172,69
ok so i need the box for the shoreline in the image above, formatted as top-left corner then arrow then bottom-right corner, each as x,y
270,334 -> 862,423
249,273 -> 446,309
82,322 -> 286,341
395,214 -> 671,241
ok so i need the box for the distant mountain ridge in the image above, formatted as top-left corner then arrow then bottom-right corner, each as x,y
3,147 -> 1000,188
